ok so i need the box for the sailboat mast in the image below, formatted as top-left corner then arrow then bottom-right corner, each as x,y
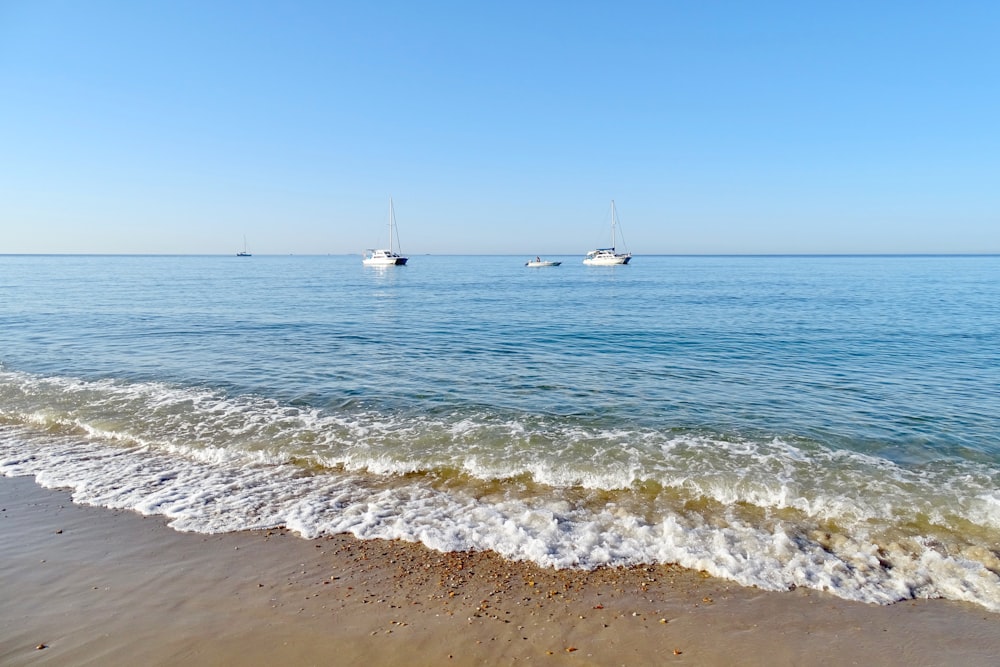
610,200 -> 616,250
388,197 -> 395,254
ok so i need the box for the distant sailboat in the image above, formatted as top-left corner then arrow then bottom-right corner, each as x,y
583,200 -> 631,265
236,236 -> 252,257
363,197 -> 408,266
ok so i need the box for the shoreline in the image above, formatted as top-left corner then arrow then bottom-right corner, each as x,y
2,474 -> 999,666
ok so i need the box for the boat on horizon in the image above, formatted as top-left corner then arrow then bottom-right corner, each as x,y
363,197 -> 408,266
583,200 -> 631,265
525,256 -> 561,267
236,236 -> 251,257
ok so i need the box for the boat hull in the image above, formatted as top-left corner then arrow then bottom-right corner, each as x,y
583,254 -> 631,265
525,261 -> 561,267
363,256 -> 408,266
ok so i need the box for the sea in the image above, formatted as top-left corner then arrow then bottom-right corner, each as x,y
2,254 -> 999,612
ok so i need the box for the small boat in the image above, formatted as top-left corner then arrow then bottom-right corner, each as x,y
583,200 -> 631,265
363,197 -> 408,266
236,235 -> 251,257
525,256 -> 561,267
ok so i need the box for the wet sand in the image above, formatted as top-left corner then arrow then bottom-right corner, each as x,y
2,475 -> 998,666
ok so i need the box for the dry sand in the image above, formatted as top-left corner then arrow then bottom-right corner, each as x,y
2,474 -> 998,666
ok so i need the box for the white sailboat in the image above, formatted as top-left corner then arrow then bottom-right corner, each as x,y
236,235 -> 251,257
362,197 -> 408,266
583,200 -> 631,265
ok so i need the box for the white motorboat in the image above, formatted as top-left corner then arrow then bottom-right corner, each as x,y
363,197 -> 408,266
525,256 -> 561,267
583,200 -> 631,265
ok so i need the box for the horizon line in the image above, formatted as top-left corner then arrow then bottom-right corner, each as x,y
3,252 -> 999,258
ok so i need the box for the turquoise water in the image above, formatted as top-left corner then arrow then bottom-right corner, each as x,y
2,254 -> 999,610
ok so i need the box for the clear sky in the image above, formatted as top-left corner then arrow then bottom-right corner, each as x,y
2,1 -> 998,255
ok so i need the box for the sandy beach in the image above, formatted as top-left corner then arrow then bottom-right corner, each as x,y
1,475 -> 998,666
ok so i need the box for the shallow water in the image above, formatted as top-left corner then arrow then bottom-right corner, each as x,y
2,254 -> 999,610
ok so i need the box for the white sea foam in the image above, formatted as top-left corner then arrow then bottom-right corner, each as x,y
2,369 -> 1000,613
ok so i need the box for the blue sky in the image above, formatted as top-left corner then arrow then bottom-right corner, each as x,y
2,1 -> 998,254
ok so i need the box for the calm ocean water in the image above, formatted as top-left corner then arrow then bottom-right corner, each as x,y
2,254 -> 999,610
